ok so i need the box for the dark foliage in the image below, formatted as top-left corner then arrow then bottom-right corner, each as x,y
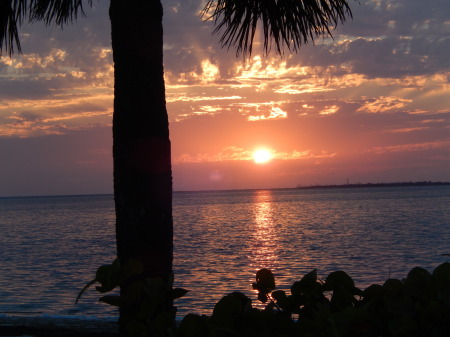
0,0 -> 92,56
203,0 -> 353,56
178,263 -> 450,337
77,258 -> 189,337
0,0 -> 25,55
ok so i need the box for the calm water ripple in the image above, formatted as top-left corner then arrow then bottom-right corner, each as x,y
0,186 -> 449,318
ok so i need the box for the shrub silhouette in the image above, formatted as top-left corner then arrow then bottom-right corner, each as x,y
178,263 -> 450,337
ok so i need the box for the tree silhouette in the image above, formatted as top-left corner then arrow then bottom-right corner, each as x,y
1,0 -> 353,335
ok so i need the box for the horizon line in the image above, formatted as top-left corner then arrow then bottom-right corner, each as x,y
1,180 -> 449,199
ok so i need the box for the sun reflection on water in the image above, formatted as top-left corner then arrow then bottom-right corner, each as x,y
249,190 -> 279,272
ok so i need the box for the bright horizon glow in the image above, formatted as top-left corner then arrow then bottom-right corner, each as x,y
253,149 -> 273,164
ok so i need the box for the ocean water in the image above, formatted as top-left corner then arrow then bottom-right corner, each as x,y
0,186 -> 449,320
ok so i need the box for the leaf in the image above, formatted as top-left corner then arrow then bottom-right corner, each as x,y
213,292 -> 250,316
258,291 -> 269,303
99,295 -> 122,307
95,264 -> 113,284
330,287 -> 357,309
264,301 -> 276,311
285,294 -> 304,313
272,290 -> 287,302
76,258 -> 121,303
405,267 -> 433,299
212,293 -> 248,330
324,270 -> 355,291
255,268 -> 276,293
203,0 -> 353,57
172,287 -> 189,300
179,314 -> 209,337
94,259 -> 122,293
362,284 -> 384,300
383,279 -> 403,296
272,290 -> 289,310
406,267 -> 432,286
291,269 -> 319,295
300,269 -> 318,288
290,281 -> 302,296
433,262 -> 450,288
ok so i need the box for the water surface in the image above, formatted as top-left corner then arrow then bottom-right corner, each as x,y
0,186 -> 449,318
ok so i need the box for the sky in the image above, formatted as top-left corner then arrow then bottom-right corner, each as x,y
0,0 -> 449,196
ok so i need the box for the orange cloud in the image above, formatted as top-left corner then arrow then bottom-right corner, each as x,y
369,139 -> 450,154
320,105 -> 339,115
174,147 -> 336,164
357,96 -> 411,113
247,107 -> 287,121
386,127 -> 430,133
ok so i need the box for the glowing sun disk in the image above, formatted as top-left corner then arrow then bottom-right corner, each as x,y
253,149 -> 272,164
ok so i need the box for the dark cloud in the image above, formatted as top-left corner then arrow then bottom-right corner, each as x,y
17,3 -> 110,55
340,0 -> 450,37
0,79 -> 54,99
342,37 -> 425,78
0,71 -> 110,100
282,0 -> 450,78
13,111 -> 42,122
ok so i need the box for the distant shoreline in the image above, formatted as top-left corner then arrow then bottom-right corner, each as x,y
2,181 -> 450,198
296,181 -> 450,190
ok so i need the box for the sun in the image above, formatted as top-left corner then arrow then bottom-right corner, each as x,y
253,149 -> 272,164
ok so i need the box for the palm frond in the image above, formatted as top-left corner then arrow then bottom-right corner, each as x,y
203,0 -> 354,57
0,0 -> 93,56
29,0 -> 93,26
0,0 -> 28,56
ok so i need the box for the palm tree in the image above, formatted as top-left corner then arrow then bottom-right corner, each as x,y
1,0 -> 352,335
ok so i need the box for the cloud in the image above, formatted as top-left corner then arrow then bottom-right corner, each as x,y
0,0 -> 449,194
357,96 -> 411,113
369,139 -> 450,155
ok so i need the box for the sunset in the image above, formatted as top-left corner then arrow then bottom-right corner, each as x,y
253,148 -> 273,164
0,0 -> 448,196
1,1 -> 450,336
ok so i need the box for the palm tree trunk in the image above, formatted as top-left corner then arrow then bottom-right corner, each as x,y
109,0 -> 173,334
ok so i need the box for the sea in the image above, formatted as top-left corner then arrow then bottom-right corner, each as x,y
0,185 -> 449,323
